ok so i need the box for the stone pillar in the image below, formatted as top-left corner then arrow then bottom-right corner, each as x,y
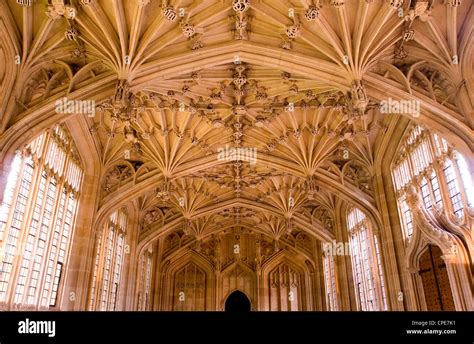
442,253 -> 474,311
334,200 -> 355,310
312,242 -> 325,311
151,237 -> 164,311
60,169 -> 100,311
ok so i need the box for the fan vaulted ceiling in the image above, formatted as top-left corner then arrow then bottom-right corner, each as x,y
0,0 -> 472,253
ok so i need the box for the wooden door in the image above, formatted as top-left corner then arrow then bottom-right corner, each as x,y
419,245 -> 455,311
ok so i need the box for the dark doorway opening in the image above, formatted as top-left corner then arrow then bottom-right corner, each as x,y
225,290 -> 251,312
419,244 -> 455,311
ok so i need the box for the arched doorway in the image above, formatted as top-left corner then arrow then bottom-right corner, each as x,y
225,290 -> 251,312
418,245 -> 455,311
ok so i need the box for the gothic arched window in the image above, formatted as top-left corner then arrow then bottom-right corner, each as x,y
455,153 -> 474,208
0,126 -> 83,309
322,244 -> 338,311
347,207 -> 387,311
442,159 -> 463,218
137,246 -> 153,311
392,125 -> 472,241
398,196 -> 414,239
88,208 -> 128,311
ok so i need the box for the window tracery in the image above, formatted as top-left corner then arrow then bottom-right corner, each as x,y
0,126 -> 82,309
347,207 -> 387,311
88,208 -> 128,311
392,125 -> 472,241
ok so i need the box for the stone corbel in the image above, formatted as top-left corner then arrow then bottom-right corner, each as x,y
405,186 -> 458,263
432,204 -> 473,267
405,186 -> 473,309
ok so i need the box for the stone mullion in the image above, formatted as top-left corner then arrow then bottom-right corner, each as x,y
146,240 -> 159,310
107,224 -> 121,311
404,144 -> 416,183
312,241 -> 325,311
92,222 -> 108,310
366,221 -> 385,311
422,168 -> 436,208
106,225 -> 120,311
352,228 -> 369,310
119,208 -> 138,311
334,201 -> 355,310
52,190 -> 76,309
33,170 -> 65,309
426,133 -> 443,207
90,228 -> 104,311
135,254 -> 144,310
37,183 -> 66,309
435,158 -> 456,217
254,257 -> 259,310
101,225 -> 115,311
151,237 -> 164,310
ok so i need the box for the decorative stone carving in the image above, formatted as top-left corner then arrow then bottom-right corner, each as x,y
395,43 -> 408,59
191,39 -> 204,50
103,164 -> 134,193
163,232 -> 180,254
182,219 -> 193,235
330,0 -> 344,6
286,24 -> 301,39
390,0 -> 404,8
212,119 -> 225,128
342,161 -> 372,191
405,185 -> 458,255
255,87 -> 268,101
289,84 -> 298,94
232,0 -> 250,13
280,40 -> 292,50
305,5 -> 320,21
190,71 -> 201,82
270,263 -> 300,288
155,180 -> 174,202
46,0 -> 76,20
312,206 -> 334,231
349,79 -> 368,114
181,22 -> 196,38
72,44 -> 86,58
295,232 -> 312,255
233,65 -> 247,87
114,80 -> 131,107
233,14 -> 250,40
306,176 -> 319,200
123,126 -> 139,143
65,24 -> 78,41
281,71 -> 291,81
403,1 -> 432,23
